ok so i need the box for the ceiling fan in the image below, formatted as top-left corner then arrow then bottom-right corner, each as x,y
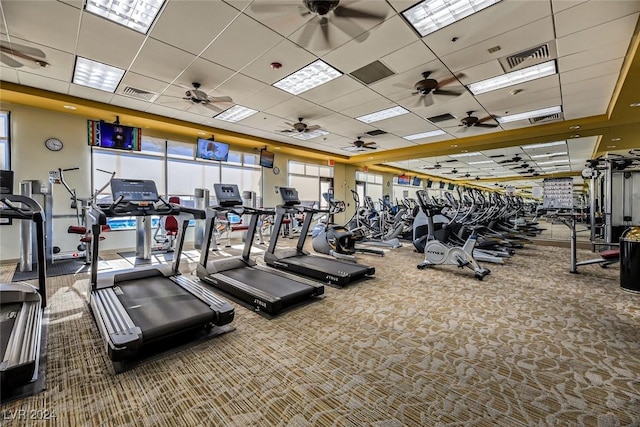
343,136 -> 377,152
410,71 -> 464,107
0,40 -> 49,68
458,111 -> 499,132
443,168 -> 459,175
279,117 -> 322,133
498,154 -> 526,164
251,1 -> 387,48
423,158 -> 457,170
183,82 -> 233,112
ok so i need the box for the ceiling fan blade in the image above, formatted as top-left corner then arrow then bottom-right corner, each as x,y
284,122 -> 296,128
331,14 -> 368,40
0,52 -> 23,68
475,123 -> 499,128
0,41 -> 46,59
432,89 -> 460,97
478,115 -> 497,123
333,5 -> 387,20
423,93 -> 434,107
489,154 -> 505,158
202,103 -> 224,113
279,129 -> 295,133
305,124 -> 321,131
436,72 -> 465,87
456,126 -> 468,134
363,141 -> 376,147
297,16 -> 320,47
208,96 -> 233,103
319,17 -> 330,45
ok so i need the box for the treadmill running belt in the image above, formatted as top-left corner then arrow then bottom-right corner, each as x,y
116,277 -> 213,342
222,268 -> 314,299
287,255 -> 372,275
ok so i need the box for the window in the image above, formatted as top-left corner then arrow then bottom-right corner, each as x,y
355,171 -> 383,209
288,161 -> 334,208
0,111 -> 10,170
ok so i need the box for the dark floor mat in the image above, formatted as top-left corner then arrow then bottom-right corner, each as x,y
11,260 -> 111,282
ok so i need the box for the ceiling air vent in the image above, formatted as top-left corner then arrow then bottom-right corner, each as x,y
350,60 -> 395,85
365,129 -> 387,136
499,42 -> 557,72
121,86 -> 158,101
427,113 -> 456,123
528,112 -> 563,124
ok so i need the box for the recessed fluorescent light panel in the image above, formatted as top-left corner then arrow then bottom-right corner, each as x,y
522,140 -> 566,150
273,60 -> 342,95
403,0 -> 502,37
289,129 -> 329,140
214,105 -> 257,122
356,106 -> 409,124
85,0 -> 165,34
403,130 -> 446,140
468,160 -> 494,164
450,151 -> 482,158
530,152 -> 568,158
497,106 -> 562,124
467,60 -> 557,95
536,159 -> 570,165
72,57 -> 125,93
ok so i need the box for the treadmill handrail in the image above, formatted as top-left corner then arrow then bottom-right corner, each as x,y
0,195 -> 45,222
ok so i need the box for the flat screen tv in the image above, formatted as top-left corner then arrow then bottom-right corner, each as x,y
412,177 -> 422,186
398,175 -> 410,185
439,182 -> 446,189
260,149 -> 274,168
448,183 -> 455,190
196,138 -> 229,161
88,120 -> 141,151
0,170 -> 14,195
426,180 -> 433,189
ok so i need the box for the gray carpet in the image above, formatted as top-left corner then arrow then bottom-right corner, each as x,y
0,243 -> 638,426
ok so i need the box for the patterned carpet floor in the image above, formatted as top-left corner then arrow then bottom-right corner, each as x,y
1,242 -> 639,426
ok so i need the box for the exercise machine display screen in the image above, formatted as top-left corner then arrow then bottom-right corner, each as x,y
214,183 -> 243,207
278,187 -> 300,206
110,179 -> 159,202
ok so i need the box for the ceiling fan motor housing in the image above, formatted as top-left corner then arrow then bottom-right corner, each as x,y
304,0 -> 340,15
415,79 -> 438,94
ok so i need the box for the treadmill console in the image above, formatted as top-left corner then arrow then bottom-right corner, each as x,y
111,179 -> 159,202
278,187 -> 300,207
214,183 -> 243,207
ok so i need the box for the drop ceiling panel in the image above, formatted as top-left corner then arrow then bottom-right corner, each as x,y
340,98 -> 400,119
322,87 -> 382,112
150,1 -> 241,55
263,97 -> 333,124
145,103 -> 184,118
474,73 -> 560,106
374,113 -> 434,135
201,14 -> 283,71
68,84 -> 115,104
551,0 -> 589,14
241,1 -> 312,38
17,72 -> 69,94
369,60 -> 448,101
322,16 -> 417,74
0,67 -> 19,83
8,43 -> 74,82
560,58 -> 624,86
111,94 -> 155,112
558,41 -> 630,73
324,117 -> 377,137
554,0 -> 640,38
117,72 -> 170,96
379,40 -> 438,74
174,58 -> 236,91
239,39 -> 318,85
456,60 -> 509,86
562,74 -> 618,98
129,38 -> 197,84
423,1 -> 552,57
299,75 -> 364,105
237,112 -> 287,133
239,85 -> 293,112
477,86 -> 561,114
2,1 -> 80,53
439,17 -> 555,74
411,133 -> 453,145
77,14 -> 145,69
556,13 -> 639,57
215,73 -> 269,105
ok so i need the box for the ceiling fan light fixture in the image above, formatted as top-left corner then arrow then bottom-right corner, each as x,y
496,105 -> 562,124
85,0 -> 165,34
72,56 -> 124,93
213,105 -> 258,122
289,129 -> 329,140
467,60 -> 556,95
402,0 -> 502,37
273,60 -> 342,95
356,106 -> 409,123
403,130 -> 446,140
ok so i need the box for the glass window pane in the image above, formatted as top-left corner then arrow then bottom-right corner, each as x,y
289,175 -> 319,206
0,113 -> 6,138
243,153 -> 258,166
221,166 -> 261,196
319,166 -> 333,177
289,161 -> 305,175
227,150 -> 242,164
356,171 -> 365,181
366,183 -> 383,209
0,140 -> 8,170
141,136 -> 165,155
93,150 -> 166,195
168,159 -> 219,196
305,164 -> 319,176
167,140 -> 194,159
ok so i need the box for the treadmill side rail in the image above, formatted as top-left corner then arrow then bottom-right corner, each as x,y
0,299 -> 42,387
90,289 -> 142,361
171,275 -> 234,325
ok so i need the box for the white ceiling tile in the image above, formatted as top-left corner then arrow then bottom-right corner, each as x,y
380,40 -> 438,74
216,73 -> 269,106
2,37 -> 74,82
68,84 -> 115,104
240,39 -> 318,85
554,0 -> 640,38
110,94 -> 154,112
130,38 -> 197,84
560,58 -> 624,86
145,103 -> 184,118
239,85 -> 293,112
175,58 -> 236,92
341,98 -> 400,119
374,113 -> 435,135
241,1 -> 312,38
556,13 -> 639,56
322,15 -> 417,74
423,1 -> 552,57
2,0 -> 80,53
150,1 -> 241,55
56,0 -> 84,8
324,116 -> 378,137
77,13 -> 145,69
299,75 -> 364,105
201,14 -> 282,71
263,97 -> 333,122
370,59 -> 449,101
558,41 -> 629,73
117,72 -> 170,97
473,73 -> 560,110
0,67 -> 19,83
551,0 -> 589,13
440,17 -> 555,74
323,87 -> 381,112
562,73 -> 618,97
478,86 -> 562,115
17,72 -> 69,94
456,61 -> 506,86
235,112 -> 285,133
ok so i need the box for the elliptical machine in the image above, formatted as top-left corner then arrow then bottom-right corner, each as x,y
312,190 -> 384,261
413,189 -> 490,280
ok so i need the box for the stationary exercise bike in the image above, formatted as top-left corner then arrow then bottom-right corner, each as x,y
413,190 -> 490,280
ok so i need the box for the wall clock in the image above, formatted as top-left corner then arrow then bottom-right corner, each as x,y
273,166 -> 280,175
44,137 -> 63,151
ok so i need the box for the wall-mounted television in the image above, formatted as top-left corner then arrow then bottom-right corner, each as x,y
439,182 -> 446,189
448,183 -> 455,190
0,170 -> 14,195
426,180 -> 433,189
196,138 -> 229,161
412,177 -> 422,186
398,175 -> 410,185
88,120 -> 141,151
260,149 -> 275,169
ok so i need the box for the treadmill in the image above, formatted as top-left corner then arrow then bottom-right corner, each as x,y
196,183 -> 324,316
264,187 -> 375,286
87,178 -> 234,362
0,194 -> 47,391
